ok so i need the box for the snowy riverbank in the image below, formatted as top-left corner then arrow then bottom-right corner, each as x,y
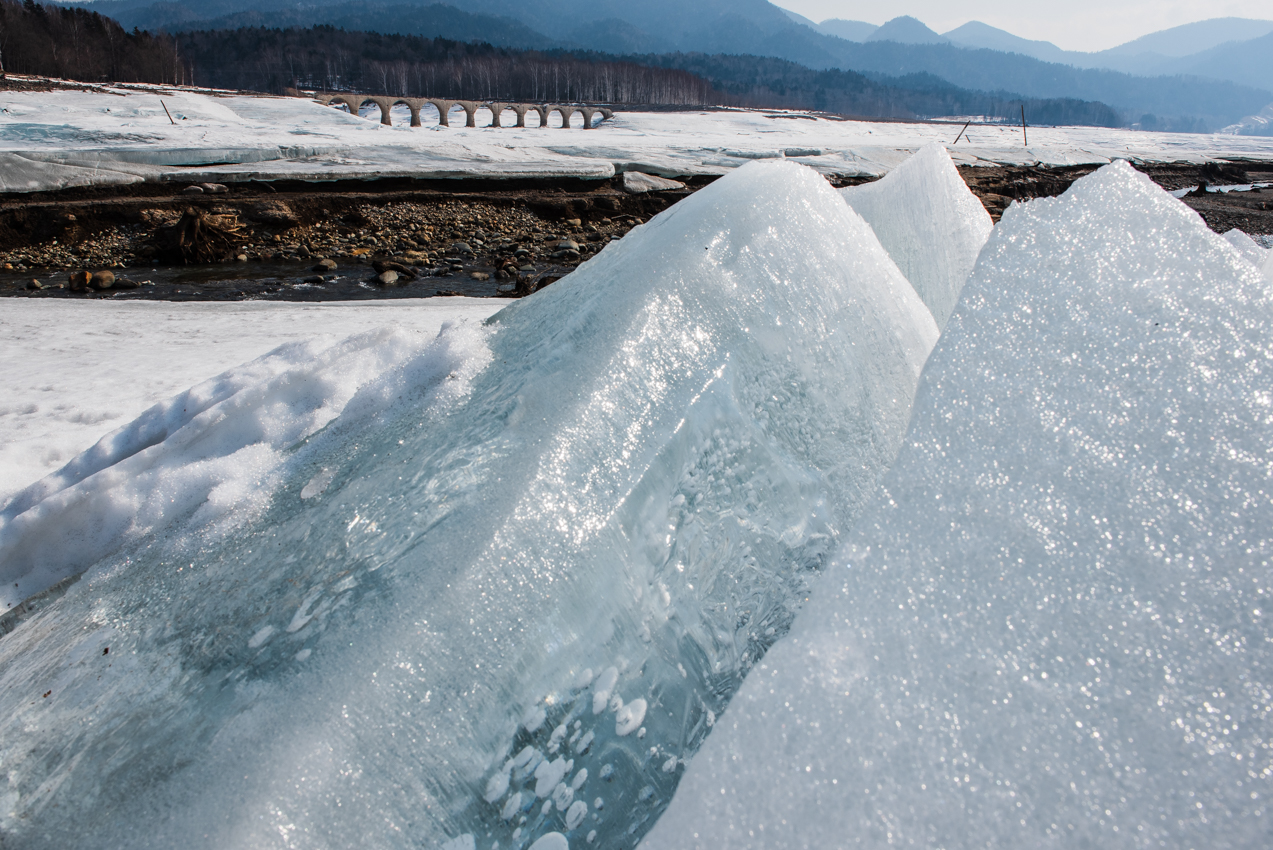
4,84 -> 1273,193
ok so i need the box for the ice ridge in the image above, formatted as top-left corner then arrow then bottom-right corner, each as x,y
840,143 -> 993,328
0,161 -> 936,849
644,160 -> 1273,848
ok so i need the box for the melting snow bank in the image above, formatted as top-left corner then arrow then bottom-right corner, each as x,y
643,161 -> 1273,848
0,161 -> 936,848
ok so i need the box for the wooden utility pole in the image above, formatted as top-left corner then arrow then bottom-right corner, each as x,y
1021,105 -> 1028,146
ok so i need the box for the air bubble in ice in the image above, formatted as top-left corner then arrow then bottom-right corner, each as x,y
616,699 -> 647,736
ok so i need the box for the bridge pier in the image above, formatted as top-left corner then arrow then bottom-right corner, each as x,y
457,101 -> 480,128
428,99 -> 457,127
507,104 -> 530,128
552,105 -> 576,129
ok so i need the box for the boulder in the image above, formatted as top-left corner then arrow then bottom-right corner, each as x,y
247,201 -> 300,228
314,258 -> 338,273
622,172 -> 686,194
470,271 -> 490,281
90,270 -> 115,290
376,270 -> 400,286
199,183 -> 229,195
112,279 -> 140,290
68,271 -> 91,292
181,185 -> 204,195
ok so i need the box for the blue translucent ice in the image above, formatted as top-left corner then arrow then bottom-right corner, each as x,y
0,161 -> 935,849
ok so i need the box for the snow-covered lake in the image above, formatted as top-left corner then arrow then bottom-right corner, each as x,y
1,142 -> 1272,850
3,85 -> 1273,192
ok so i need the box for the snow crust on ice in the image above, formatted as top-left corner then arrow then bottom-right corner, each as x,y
0,316 -> 495,609
0,161 -> 936,849
3,88 -> 1273,192
0,299 -> 504,509
841,143 -> 993,327
643,161 -> 1273,849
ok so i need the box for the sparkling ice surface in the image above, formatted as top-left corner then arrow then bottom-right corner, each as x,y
644,161 -> 1273,849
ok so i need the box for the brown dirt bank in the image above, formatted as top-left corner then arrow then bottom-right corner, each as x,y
1,160 -> 1269,302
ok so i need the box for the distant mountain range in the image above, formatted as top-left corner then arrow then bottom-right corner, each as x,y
62,0 -> 1273,130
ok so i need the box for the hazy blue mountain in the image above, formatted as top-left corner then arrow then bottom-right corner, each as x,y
943,21 -> 1071,63
777,7 -> 821,31
1100,17 -> 1273,57
1172,31 -> 1273,92
817,18 -> 878,42
866,16 -> 948,45
60,1 -> 1273,128
941,17 -> 1273,92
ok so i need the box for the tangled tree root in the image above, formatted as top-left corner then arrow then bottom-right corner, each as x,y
167,208 -> 245,264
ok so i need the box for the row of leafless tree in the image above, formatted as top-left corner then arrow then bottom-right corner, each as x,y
0,0 -> 186,85
175,27 -> 718,105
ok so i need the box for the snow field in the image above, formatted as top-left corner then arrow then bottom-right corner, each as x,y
643,160 -> 1273,848
0,160 -> 936,849
0,299 -> 505,508
4,87 -> 1273,191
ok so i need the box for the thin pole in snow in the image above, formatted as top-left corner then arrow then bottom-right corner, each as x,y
1021,105 -> 1028,147
161,100 -> 175,125
953,121 -> 970,144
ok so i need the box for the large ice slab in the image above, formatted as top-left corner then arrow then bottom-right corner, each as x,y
0,161 -> 936,849
644,161 -> 1273,848
841,144 -> 993,327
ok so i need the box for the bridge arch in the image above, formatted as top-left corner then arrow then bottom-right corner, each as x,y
551,105 -> 577,129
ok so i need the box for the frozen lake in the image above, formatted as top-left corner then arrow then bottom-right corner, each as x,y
3,84 -> 1273,193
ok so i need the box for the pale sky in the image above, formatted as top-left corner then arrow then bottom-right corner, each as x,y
774,0 -> 1273,52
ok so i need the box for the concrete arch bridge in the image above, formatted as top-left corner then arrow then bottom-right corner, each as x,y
317,95 -> 615,129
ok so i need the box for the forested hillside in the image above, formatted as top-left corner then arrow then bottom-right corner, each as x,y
7,1 -> 1122,128
172,26 -> 1120,126
0,0 -> 183,83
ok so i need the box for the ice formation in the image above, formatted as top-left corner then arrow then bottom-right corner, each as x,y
0,161 -> 936,849
1223,227 -> 1270,271
644,161 -> 1273,848
840,143 -> 993,327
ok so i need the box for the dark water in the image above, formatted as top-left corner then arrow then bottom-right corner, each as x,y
0,259 -> 558,302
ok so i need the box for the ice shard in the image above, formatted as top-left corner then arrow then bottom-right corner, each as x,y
645,161 -> 1273,848
0,161 -> 936,849
841,143 -> 993,328
1223,227 -> 1269,268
